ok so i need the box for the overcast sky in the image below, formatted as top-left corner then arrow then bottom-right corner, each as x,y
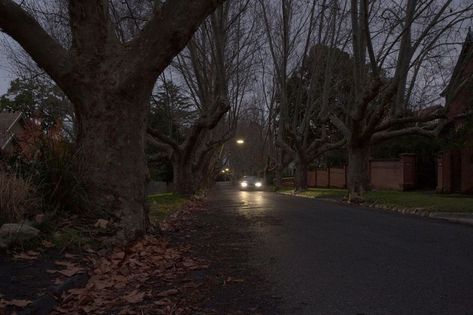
0,42 -> 12,95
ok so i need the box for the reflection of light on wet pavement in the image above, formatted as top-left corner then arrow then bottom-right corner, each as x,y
238,191 -> 267,217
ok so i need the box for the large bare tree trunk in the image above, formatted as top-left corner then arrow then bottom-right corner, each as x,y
172,157 -> 195,196
0,0 -> 225,241
347,143 -> 370,203
294,155 -> 308,192
194,157 -> 213,194
273,148 -> 283,189
75,91 -> 149,239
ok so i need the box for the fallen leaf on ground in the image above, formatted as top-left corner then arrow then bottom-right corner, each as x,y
94,219 -> 109,229
54,203 -> 212,314
41,240 -> 54,248
13,251 -> 40,260
223,276 -> 245,286
111,251 -> 125,261
154,298 -> 172,306
157,289 -> 179,297
57,267 -> 83,277
48,262 -> 84,277
0,299 -> 32,307
123,290 -> 145,304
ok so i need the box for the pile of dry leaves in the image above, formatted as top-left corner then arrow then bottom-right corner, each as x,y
54,207 -> 210,314
1,203 -> 216,314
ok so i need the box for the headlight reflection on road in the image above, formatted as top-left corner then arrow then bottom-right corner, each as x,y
238,191 -> 266,216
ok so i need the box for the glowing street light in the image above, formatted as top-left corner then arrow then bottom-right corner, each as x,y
236,139 -> 245,144
225,168 -> 230,172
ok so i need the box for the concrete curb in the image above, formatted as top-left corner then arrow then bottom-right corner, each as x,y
277,191 -> 473,227
17,272 -> 89,315
363,202 -> 473,226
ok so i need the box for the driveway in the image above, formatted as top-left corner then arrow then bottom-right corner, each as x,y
207,183 -> 473,314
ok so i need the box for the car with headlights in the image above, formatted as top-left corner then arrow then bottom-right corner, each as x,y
239,176 -> 264,190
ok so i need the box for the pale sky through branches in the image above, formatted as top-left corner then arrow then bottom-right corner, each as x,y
0,43 -> 11,94
0,0 -> 472,106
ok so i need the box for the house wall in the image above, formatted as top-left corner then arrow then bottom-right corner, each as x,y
437,32 -> 473,194
436,149 -> 473,194
401,154 -> 416,190
437,153 -> 450,193
447,56 -> 473,121
461,147 -> 473,193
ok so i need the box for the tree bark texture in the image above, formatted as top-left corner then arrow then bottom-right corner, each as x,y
172,157 -> 196,196
347,143 -> 370,202
74,90 -> 150,239
0,0 -> 225,240
294,156 -> 308,192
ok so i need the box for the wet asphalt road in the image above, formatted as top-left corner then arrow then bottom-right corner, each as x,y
208,183 -> 473,315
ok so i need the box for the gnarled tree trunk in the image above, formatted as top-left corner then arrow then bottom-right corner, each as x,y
273,148 -> 283,189
74,90 -> 150,240
294,155 -> 308,192
0,0 -> 226,242
195,154 -> 213,192
172,156 -> 195,196
347,143 -> 370,202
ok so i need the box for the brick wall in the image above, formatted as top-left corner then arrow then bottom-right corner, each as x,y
307,171 -> 316,187
370,160 -> 402,190
316,169 -> 329,187
330,167 -> 346,188
305,154 -> 416,191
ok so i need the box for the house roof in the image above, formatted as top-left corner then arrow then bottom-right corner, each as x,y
0,112 -> 22,150
440,29 -> 473,123
443,29 -> 473,99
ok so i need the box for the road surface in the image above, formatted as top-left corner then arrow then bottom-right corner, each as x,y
207,183 -> 473,314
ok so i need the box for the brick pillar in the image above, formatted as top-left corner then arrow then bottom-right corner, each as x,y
400,153 -> 416,191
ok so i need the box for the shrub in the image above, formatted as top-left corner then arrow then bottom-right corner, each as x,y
11,138 -> 90,215
34,140 -> 89,213
0,171 -> 37,223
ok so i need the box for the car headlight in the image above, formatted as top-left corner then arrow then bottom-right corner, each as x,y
255,182 -> 262,187
241,181 -> 248,188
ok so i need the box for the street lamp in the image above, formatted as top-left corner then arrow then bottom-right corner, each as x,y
236,139 -> 245,144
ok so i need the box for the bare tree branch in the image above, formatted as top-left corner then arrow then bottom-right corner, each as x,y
0,0 -> 71,86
